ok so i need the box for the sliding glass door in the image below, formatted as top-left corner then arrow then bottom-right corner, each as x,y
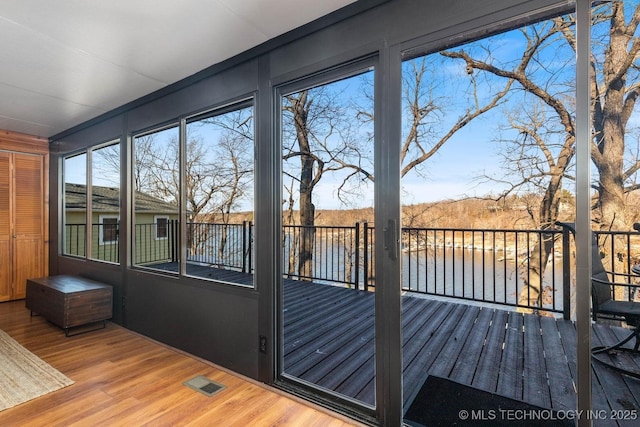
277,60 -> 381,412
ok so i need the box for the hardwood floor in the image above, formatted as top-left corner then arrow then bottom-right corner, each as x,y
0,300 -> 360,427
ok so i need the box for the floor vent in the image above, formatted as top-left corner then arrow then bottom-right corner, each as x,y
184,375 -> 226,397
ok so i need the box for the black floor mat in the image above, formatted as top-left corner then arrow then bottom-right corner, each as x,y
404,375 -> 574,427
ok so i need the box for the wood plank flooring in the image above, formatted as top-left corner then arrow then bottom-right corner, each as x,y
0,300 -> 360,427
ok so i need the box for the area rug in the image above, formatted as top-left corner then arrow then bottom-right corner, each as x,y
0,329 -> 74,411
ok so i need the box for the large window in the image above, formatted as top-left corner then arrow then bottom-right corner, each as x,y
91,143 -> 121,263
62,140 -> 121,263
132,101 -> 255,287
185,102 -> 255,284
132,125 -> 180,269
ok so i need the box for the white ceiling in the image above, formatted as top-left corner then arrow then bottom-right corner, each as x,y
0,0 -> 356,138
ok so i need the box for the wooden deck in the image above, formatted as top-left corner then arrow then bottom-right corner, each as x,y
150,263 -> 640,425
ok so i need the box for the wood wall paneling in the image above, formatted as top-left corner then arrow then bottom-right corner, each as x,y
0,130 -> 48,154
14,153 -> 45,298
0,130 -> 49,301
0,152 -> 10,300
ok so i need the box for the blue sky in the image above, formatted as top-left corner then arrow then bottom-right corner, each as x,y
397,18 -> 578,207
282,64 -> 510,211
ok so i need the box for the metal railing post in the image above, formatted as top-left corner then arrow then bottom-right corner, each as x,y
242,220 -> 247,273
249,221 -> 253,273
354,222 -> 360,291
363,222 -> 369,291
562,226 -> 571,320
170,220 -> 176,262
176,219 -> 180,262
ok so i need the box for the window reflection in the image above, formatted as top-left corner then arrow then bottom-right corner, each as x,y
185,103 -> 255,285
63,153 -> 87,257
132,126 -> 180,270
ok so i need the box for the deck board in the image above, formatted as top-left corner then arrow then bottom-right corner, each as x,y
402,302 -> 467,398
449,307 -> 494,385
496,311 -> 524,400
471,308 -> 508,393
539,316 -> 575,411
429,305 -> 481,379
524,314 -> 551,408
283,281 -> 640,426
556,320 -> 620,427
592,325 -> 640,412
284,293 -> 371,361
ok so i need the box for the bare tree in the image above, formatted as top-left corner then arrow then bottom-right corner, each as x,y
186,108 -> 254,263
91,143 -> 121,188
400,56 -> 515,179
281,55 -> 513,282
439,16 -> 576,311
587,3 -> 640,232
213,132 -> 253,261
130,108 -> 254,265
133,133 -> 178,204
283,178 -> 299,278
283,90 -> 317,279
282,80 -> 372,279
442,2 -> 640,309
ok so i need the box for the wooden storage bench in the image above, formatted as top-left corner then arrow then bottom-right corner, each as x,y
26,275 -> 113,336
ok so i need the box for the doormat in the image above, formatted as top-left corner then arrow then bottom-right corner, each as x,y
404,375 -> 573,427
184,375 -> 225,397
0,329 -> 74,411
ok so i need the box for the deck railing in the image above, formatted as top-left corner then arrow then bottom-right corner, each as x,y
64,221 -> 640,318
64,223 -> 86,258
282,224 -> 364,286
92,223 -> 119,263
63,222 -> 121,262
592,229 -> 640,303
188,221 -> 252,272
399,227 -> 568,314
134,221 -> 180,265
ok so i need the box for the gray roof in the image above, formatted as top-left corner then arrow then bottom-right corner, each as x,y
65,183 -> 178,214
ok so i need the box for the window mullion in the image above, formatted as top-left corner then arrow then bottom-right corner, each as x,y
86,149 -> 93,260
179,118 -> 187,277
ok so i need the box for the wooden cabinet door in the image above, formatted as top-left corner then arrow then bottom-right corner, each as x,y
12,153 -> 45,299
0,152 -> 10,301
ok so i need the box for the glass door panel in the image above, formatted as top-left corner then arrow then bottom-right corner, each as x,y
401,10 -> 580,423
279,66 -> 376,407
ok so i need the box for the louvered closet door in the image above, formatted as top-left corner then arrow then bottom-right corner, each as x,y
12,153 -> 44,299
0,152 -> 10,301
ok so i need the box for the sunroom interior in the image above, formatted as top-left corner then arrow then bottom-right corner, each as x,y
2,0 -> 639,426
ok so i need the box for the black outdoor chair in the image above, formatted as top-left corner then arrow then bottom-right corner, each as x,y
589,230 -> 640,377
557,222 -> 640,378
